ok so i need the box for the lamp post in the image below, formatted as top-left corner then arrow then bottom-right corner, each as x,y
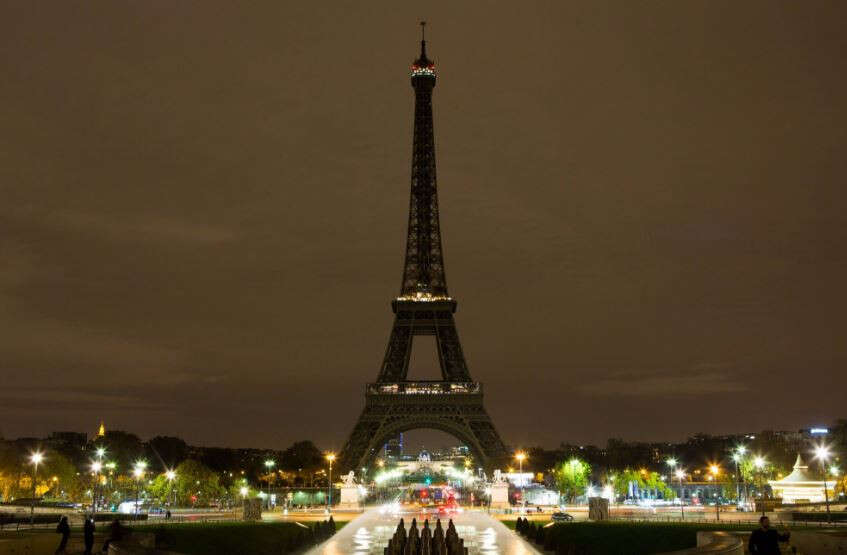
732,446 -> 746,506
166,470 -> 177,508
92,447 -> 105,516
264,459 -> 275,510
709,465 -> 720,521
133,460 -> 147,517
29,451 -> 44,525
813,444 -> 832,523
675,469 -> 686,521
515,452 -> 527,513
666,458 -> 678,508
752,456 -> 766,516
91,461 -> 102,516
325,453 -> 335,513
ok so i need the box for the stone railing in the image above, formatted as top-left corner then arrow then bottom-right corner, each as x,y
659,531 -> 744,554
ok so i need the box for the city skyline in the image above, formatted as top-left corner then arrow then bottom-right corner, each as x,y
2,2 -> 846,450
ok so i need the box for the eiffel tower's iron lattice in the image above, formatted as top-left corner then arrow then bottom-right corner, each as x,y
339,27 -> 508,472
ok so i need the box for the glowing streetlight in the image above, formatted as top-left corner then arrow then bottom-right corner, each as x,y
29,451 -> 44,525
674,468 -> 686,520
89,459 -> 105,515
164,470 -> 177,508
133,461 -> 147,516
263,459 -> 276,510
325,453 -> 336,513
813,444 -> 833,522
709,465 -> 720,521
515,452 -> 527,512
732,447 -> 747,504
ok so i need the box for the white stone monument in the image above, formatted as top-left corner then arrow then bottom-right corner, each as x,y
489,469 -> 510,509
337,471 -> 363,511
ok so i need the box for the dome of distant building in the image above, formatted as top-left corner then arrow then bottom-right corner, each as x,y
769,453 -> 833,504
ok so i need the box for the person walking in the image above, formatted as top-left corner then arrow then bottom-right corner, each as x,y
101,518 -> 126,553
83,516 -> 96,555
54,516 -> 71,554
748,516 -> 790,554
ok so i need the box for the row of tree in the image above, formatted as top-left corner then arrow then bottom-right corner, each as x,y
0,435 -> 330,505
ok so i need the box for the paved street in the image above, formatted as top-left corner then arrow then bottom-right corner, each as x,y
306,507 -> 540,555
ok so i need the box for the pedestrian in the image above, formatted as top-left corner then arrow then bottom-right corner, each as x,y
748,516 -> 790,554
83,516 -> 95,555
101,518 -> 126,553
165,509 -> 171,519
55,516 -> 71,554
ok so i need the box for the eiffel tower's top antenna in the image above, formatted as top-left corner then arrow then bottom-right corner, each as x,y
416,21 -> 430,64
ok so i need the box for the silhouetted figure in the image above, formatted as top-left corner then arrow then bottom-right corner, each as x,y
165,509 -> 171,519
83,517 -> 95,555
749,516 -> 790,554
101,519 -> 127,553
55,516 -> 71,554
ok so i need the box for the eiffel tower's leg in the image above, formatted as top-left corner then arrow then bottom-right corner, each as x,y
376,317 -> 413,382
338,404 -> 385,472
433,311 -> 471,382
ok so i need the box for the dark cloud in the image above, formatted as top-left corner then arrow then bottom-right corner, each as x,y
1,1 -> 845,449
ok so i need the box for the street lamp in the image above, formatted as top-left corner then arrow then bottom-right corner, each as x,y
91,461 -> 103,516
165,470 -> 177,508
752,455 -> 766,515
91,446 -> 106,516
709,465 -> 720,521
325,453 -> 335,513
264,459 -> 275,510
29,451 -> 44,525
133,460 -> 147,516
666,459 -> 681,511
731,446 -> 745,506
813,444 -> 832,522
675,469 -> 686,520
515,452 -> 527,513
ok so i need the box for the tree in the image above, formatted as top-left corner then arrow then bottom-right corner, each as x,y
280,441 -> 324,472
610,469 -> 643,499
101,430 -> 144,470
147,436 -> 189,469
554,458 -> 590,503
149,459 -> 224,507
641,471 -> 673,500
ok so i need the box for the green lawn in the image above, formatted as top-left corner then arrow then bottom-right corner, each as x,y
514,521 -> 761,555
143,520 -> 344,555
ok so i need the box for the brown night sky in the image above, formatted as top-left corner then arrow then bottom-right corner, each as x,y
1,2 -> 845,451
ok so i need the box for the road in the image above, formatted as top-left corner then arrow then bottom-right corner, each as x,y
306,507 -> 540,555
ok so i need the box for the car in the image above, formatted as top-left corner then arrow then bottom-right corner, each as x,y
551,512 -> 574,522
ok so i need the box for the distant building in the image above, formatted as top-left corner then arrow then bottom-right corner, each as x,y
801,427 -> 829,439
384,433 -> 403,460
47,431 -> 87,450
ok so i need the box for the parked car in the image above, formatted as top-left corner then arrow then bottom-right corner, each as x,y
551,512 -> 574,522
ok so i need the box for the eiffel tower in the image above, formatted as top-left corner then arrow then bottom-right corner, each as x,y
339,25 -> 508,472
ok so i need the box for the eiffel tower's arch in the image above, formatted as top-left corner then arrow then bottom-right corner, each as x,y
359,422 -> 485,472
